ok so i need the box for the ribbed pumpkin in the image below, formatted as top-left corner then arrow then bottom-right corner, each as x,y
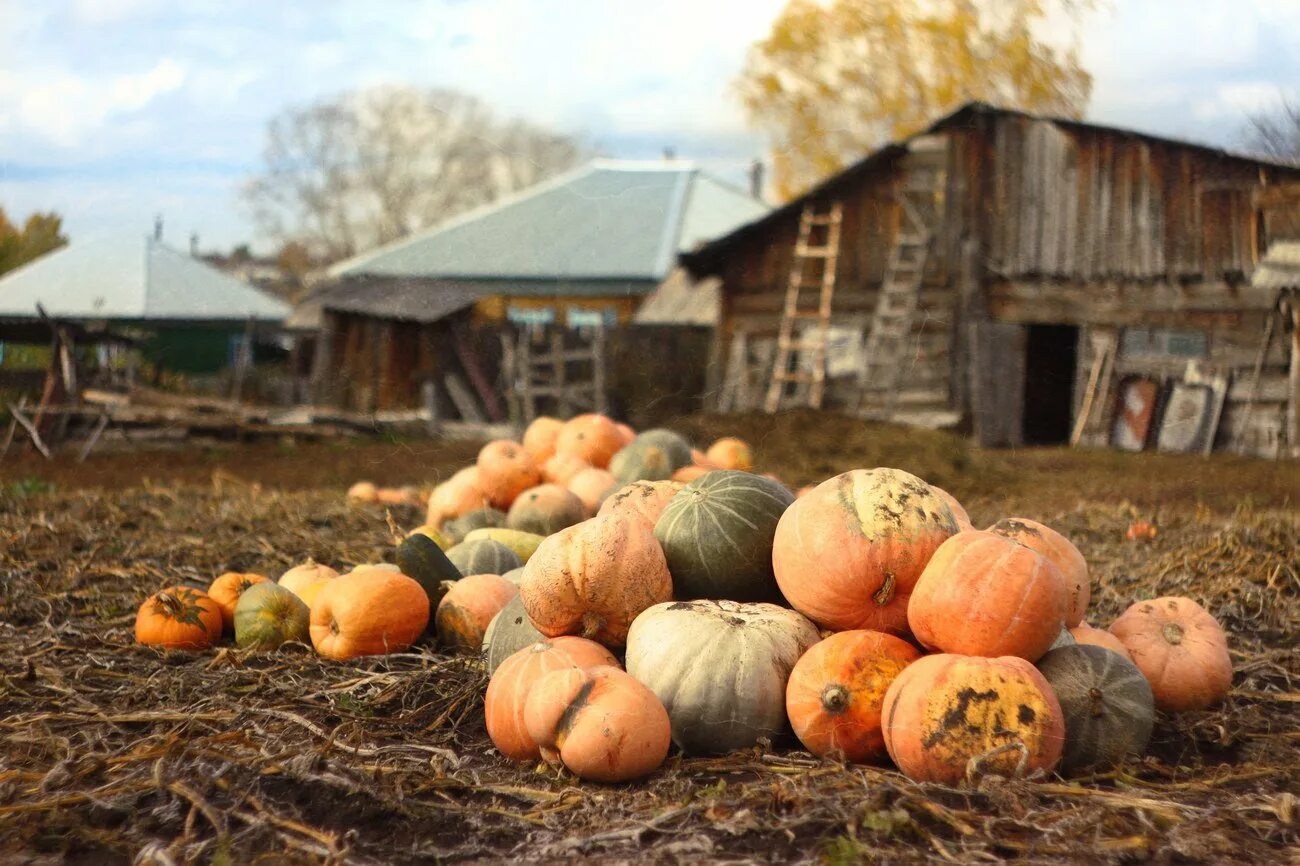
1069,622 -> 1132,660
207,572 -> 271,633
426,466 -> 489,527
554,414 -> 623,468
1109,597 -> 1232,712
521,514 -> 673,649
785,630 -> 921,763
464,528 -> 546,563
705,437 -> 753,471
446,538 -> 523,577
882,654 -> 1065,784
653,470 -> 794,602
477,440 -> 541,508
435,574 -> 518,653
483,593 -> 547,673
522,416 -> 564,464
505,484 -> 587,536
633,428 -> 694,470
908,530 -> 1070,661
566,467 -> 618,513
525,665 -> 671,782
988,517 -> 1090,626
135,586 -> 223,651
596,480 -> 684,528
1035,645 -> 1154,774
309,569 -> 429,661
485,636 -> 619,761
772,469 -> 960,634
441,507 -> 507,545
233,582 -> 310,651
396,529 -> 462,633
609,441 -> 675,483
624,600 -> 820,754
931,485 -> 972,530
278,560 -> 340,602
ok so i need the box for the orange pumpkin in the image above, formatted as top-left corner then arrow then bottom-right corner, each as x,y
615,422 -> 636,446
309,568 -> 429,661
931,485 -> 972,530
376,486 -> 418,507
1109,597 -> 1232,711
554,414 -> 623,469
524,665 -> 671,782
135,586 -> 223,651
542,453 -> 591,485
705,437 -> 753,471
566,467 -> 618,513
1068,622 -> 1131,660
427,466 -> 490,526
506,483 -> 587,536
346,481 -> 378,503
988,517 -> 1089,626
772,469 -> 960,634
278,560 -> 340,600
485,636 -> 620,761
520,513 -> 673,648
522,416 -> 564,464
690,448 -> 715,468
435,574 -> 518,653
785,630 -> 921,762
882,653 -> 1065,784
1125,520 -> 1159,542
671,465 -> 711,483
908,530 -> 1070,661
477,440 -> 541,509
596,480 -> 684,528
207,572 -> 271,633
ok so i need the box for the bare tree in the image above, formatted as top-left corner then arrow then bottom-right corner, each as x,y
1242,93 -> 1300,166
244,86 -> 584,261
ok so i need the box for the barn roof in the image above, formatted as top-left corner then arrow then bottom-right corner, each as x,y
1253,241 -> 1300,291
306,276 -> 482,325
633,267 -> 720,326
0,232 -> 289,323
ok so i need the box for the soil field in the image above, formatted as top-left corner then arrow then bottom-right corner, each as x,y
1,411 -> 1297,864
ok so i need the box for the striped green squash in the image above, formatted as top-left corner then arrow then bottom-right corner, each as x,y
610,441 -> 675,484
445,538 -> 522,576
634,429 -> 693,471
1036,644 -> 1154,774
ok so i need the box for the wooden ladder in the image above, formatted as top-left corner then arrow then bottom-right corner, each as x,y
763,201 -> 843,413
856,163 -> 945,419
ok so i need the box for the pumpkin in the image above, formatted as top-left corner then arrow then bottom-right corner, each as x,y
464,528 -> 546,563
1036,645 -> 1154,774
436,573 -> 518,653
233,582 -> 310,651
615,421 -> 636,445
795,485 -> 816,499
520,513 -> 673,649
483,593 -> 547,673
596,480 -> 684,528
671,465 -> 711,483
135,586 -> 223,651
279,560 -> 341,600
347,481 -> 378,503
485,636 -> 619,761
395,531 -> 462,634
554,414 -> 623,468
404,523 -> 451,550
609,441 -> 675,483
653,470 -> 794,602
785,630 -> 921,762
477,440 -> 541,508
931,485 -> 972,530
1125,520 -> 1158,542
633,428 -> 694,470
522,416 -> 564,463
501,566 -> 526,585
296,579 -> 330,610
309,568 -> 429,661
505,483 -> 587,536
882,653 -> 1065,784
1108,597 -> 1232,712
542,453 -> 591,485
908,530 -> 1070,661
1048,629 -> 1077,651
772,469 -> 960,634
207,572 -> 271,633
566,467 -> 618,513
441,507 -> 507,545
988,517 -> 1089,626
525,665 -> 671,782
446,538 -> 523,577
705,437 -> 753,471
426,466 -> 489,526
691,448 -> 714,468
375,486 -> 418,507
624,600 -> 820,754
1069,622 -> 1131,660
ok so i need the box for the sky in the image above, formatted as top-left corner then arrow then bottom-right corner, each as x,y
1,0 -> 1298,254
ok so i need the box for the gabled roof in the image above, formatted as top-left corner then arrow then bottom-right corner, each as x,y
634,267 -> 720,326
310,276 -> 482,324
0,233 -> 289,323
330,160 -> 769,283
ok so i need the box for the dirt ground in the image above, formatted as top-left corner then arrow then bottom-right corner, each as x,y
1,411 -> 1297,864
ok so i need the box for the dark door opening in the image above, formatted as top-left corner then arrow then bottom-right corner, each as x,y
1022,324 -> 1079,445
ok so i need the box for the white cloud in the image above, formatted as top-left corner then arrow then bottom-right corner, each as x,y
70,0 -> 165,25
1192,82 -> 1293,123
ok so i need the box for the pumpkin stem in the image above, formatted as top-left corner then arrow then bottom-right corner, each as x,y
820,684 -> 850,714
1161,622 -> 1185,645
1088,686 -> 1105,717
580,612 -> 604,641
872,572 -> 895,607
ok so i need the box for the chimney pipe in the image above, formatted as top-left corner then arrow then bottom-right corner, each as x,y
189,232 -> 199,256
749,159 -> 765,200
153,214 -> 163,241
662,146 -> 676,162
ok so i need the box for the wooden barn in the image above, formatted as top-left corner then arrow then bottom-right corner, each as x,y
679,102 -> 1300,456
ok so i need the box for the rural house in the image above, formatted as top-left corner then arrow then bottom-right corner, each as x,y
678,102 -> 1300,456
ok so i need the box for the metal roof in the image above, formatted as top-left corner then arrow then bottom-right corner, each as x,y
330,161 -> 768,285
1253,241 -> 1300,290
0,232 -> 290,322
309,276 -> 482,324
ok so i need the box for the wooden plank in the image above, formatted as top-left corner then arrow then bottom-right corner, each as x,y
8,403 -> 52,459
452,326 -> 504,422
444,373 -> 485,423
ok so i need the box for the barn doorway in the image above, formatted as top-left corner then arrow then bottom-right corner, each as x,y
1022,324 -> 1079,445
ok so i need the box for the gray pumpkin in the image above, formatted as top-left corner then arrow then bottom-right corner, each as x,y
445,539 -> 522,576
442,507 -> 507,545
610,441 -> 676,484
482,593 -> 547,673
633,428 -> 693,470
1048,629 -> 1077,651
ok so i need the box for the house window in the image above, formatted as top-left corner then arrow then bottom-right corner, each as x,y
506,305 -> 555,326
566,306 -> 617,328
1120,328 -> 1208,358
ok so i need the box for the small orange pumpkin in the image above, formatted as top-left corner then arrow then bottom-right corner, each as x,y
566,467 -> 618,514
615,422 -> 637,446
1125,520 -> 1158,542
554,414 -> 623,469
346,481 -> 378,503
542,453 -> 591,485
477,440 -> 541,509
207,572 -> 271,633
427,466 -> 490,526
485,636 -> 620,761
690,448 -> 715,468
376,486 -> 418,507
931,485 -> 973,530
705,437 -> 753,471
785,630 -> 921,763
671,465 -> 711,483
278,559 -> 340,601
435,574 -> 518,653
522,416 -> 564,464
988,517 -> 1089,626
1068,622 -> 1131,660
1108,597 -> 1232,711
882,653 -> 1065,784
309,568 -> 429,661
524,665 -> 671,782
596,480 -> 684,528
135,586 -> 223,651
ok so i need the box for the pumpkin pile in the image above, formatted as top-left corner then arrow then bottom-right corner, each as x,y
136,412 -> 1235,789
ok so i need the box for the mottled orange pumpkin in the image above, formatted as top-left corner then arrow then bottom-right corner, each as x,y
477,440 -> 542,509
908,530 -> 1070,661
882,653 -> 1065,784
554,414 -> 623,469
988,517 -> 1089,626
524,665 -> 671,782
705,437 -> 753,471
485,636 -> 620,761
1109,597 -> 1232,712
207,572 -> 271,633
309,568 -> 429,661
671,465 -> 711,483
135,586 -> 223,651
566,467 -> 619,514
1069,622 -> 1131,660
435,574 -> 518,653
427,466 -> 490,526
596,480 -> 684,528
771,469 -> 961,634
520,513 -> 673,648
931,485 -> 973,530
785,630 -> 921,762
522,416 -> 564,464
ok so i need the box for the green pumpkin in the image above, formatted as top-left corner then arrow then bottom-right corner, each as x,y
396,531 -> 462,634
233,583 -> 310,651
609,441 -> 675,484
482,593 -> 546,673
654,470 -> 795,603
634,429 -> 693,470
442,507 -> 506,545
445,538 -> 522,576
504,485 -> 586,536
1036,645 -> 1155,775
